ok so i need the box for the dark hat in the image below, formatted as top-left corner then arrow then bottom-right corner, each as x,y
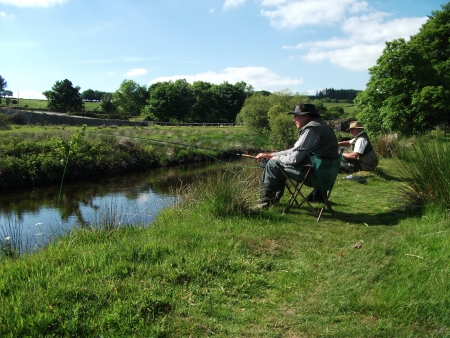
288,103 -> 318,116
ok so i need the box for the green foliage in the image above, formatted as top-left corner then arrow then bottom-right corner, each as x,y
267,104 -> 297,149
113,80 -> 148,118
43,79 -> 84,113
356,4 -> 450,136
145,79 -> 251,123
324,106 -> 344,119
176,168 -> 260,218
313,88 -> 361,101
0,125 -> 272,189
81,89 -> 109,102
0,74 -> 6,92
396,135 -> 450,210
99,93 -> 118,115
239,93 -> 271,136
240,90 -> 307,137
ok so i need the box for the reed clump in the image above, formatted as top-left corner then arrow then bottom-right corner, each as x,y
395,135 -> 450,210
174,167 -> 261,218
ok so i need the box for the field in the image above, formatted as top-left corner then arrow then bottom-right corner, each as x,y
2,98 -> 100,111
2,98 -> 357,117
0,124 -> 449,336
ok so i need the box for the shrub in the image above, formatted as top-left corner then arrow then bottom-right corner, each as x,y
175,168 -> 260,218
374,133 -> 400,158
396,135 -> 450,210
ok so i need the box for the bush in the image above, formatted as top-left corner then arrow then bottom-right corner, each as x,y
374,134 -> 399,158
396,135 -> 450,210
176,168 -> 260,218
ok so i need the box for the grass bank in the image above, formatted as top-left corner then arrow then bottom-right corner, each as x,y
0,124 -> 271,189
1,154 -> 449,336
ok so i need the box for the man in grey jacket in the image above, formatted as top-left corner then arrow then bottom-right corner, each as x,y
255,103 -> 338,207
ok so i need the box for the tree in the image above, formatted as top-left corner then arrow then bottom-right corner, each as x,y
267,104 -> 297,149
100,93 -> 118,115
81,89 -> 96,101
355,3 -> 450,136
240,93 -> 272,136
191,81 -> 215,122
113,80 -> 148,118
43,79 -> 83,113
0,75 -> 7,104
0,75 -> 6,92
144,81 -> 181,122
326,106 -> 345,119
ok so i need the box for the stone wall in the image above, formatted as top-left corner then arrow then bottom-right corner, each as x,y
0,108 -> 146,127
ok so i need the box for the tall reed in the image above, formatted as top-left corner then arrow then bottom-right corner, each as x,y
174,167 -> 261,218
0,218 -> 24,258
396,135 -> 450,210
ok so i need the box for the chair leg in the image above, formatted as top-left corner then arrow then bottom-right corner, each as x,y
316,190 -> 335,222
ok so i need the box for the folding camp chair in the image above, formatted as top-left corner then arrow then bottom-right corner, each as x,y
276,151 -> 343,221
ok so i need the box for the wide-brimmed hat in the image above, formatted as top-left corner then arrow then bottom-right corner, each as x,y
348,121 -> 364,130
288,103 -> 318,116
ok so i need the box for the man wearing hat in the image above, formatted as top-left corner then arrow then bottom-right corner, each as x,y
338,121 -> 378,173
255,102 -> 338,207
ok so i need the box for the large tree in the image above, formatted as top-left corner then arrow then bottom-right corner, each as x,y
0,75 -> 7,92
355,3 -> 450,136
43,79 -> 83,113
113,80 -> 148,118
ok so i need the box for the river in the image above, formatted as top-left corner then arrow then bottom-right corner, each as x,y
0,156 -> 256,254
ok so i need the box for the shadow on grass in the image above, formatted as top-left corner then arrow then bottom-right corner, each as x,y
280,201 -> 420,227
374,167 -> 409,183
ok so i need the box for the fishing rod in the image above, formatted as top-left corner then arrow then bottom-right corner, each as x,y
84,131 -> 257,159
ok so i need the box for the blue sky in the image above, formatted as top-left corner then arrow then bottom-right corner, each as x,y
0,0 -> 446,99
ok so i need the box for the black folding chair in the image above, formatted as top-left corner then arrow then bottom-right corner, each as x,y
276,151 -> 343,221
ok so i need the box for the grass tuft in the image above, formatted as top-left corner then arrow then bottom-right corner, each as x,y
175,167 -> 261,218
395,135 -> 450,210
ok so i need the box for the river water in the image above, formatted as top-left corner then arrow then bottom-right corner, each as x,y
0,156 -> 256,253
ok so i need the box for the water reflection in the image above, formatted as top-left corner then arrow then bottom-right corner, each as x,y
0,156 -> 255,251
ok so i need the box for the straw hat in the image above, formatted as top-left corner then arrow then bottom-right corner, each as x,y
348,121 -> 364,131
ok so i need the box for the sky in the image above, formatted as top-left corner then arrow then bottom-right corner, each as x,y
0,0 -> 446,100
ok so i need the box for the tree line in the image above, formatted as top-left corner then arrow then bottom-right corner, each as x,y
310,88 -> 361,102
34,78 -> 253,123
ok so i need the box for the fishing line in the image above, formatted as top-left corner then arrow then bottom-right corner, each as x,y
84,131 -> 261,169
57,130 -> 261,203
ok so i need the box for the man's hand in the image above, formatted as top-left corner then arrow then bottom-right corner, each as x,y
255,153 -> 274,162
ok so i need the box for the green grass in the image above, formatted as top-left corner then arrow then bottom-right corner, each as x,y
323,102 -> 357,117
2,98 -> 100,111
0,124 -> 272,189
0,154 -> 449,336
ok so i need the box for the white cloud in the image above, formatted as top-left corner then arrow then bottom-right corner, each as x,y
301,43 -> 385,71
14,90 -> 47,100
126,68 -> 147,77
0,0 -> 66,7
223,0 -> 248,10
260,0 -> 369,29
267,0 -> 429,71
149,66 -> 302,91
